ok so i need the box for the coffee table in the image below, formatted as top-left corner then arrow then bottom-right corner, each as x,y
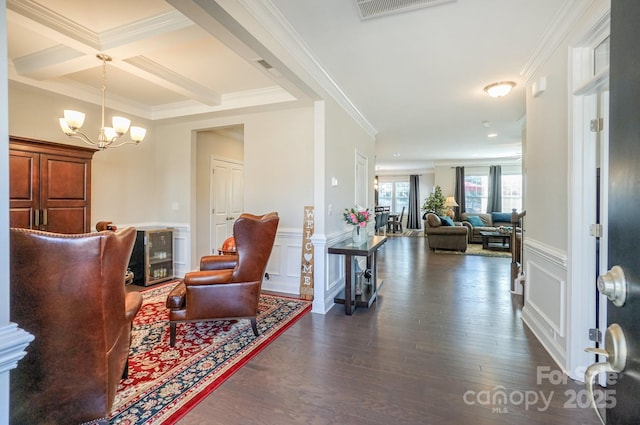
479,231 -> 510,251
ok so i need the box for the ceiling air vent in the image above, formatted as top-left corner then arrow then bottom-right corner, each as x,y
355,0 -> 456,20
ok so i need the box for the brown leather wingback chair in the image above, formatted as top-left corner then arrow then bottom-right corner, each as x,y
10,227 -> 143,425
166,212 -> 279,346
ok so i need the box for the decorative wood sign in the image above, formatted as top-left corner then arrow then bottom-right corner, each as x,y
299,206 -> 314,300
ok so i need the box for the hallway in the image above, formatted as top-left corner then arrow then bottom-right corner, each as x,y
178,236 -> 600,425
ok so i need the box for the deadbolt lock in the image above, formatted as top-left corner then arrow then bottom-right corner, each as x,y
597,265 -> 627,307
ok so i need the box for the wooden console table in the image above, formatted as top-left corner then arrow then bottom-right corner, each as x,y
328,235 -> 387,315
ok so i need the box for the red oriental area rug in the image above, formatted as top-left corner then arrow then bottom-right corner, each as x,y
109,282 -> 312,424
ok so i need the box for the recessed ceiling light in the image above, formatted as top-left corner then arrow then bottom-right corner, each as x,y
482,120 -> 491,128
488,133 -> 498,138
484,81 -> 516,98
393,153 -> 400,157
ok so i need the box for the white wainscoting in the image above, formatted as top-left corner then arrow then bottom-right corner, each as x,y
521,238 -> 569,372
129,224 -> 350,314
169,224 -> 190,279
324,231 -> 350,313
132,223 -> 306,295
262,227 -> 306,295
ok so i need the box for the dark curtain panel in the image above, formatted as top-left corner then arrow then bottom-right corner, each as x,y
454,166 -> 465,220
487,165 -> 502,213
407,175 -> 421,229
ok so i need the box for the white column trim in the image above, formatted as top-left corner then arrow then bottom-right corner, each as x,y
0,323 -> 33,374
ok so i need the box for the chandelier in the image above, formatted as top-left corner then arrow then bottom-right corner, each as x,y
59,53 -> 147,150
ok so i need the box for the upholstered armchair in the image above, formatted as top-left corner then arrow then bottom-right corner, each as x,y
166,212 -> 279,346
424,213 -> 468,252
10,227 -> 142,425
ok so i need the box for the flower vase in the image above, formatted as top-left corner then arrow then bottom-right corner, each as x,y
352,225 -> 367,245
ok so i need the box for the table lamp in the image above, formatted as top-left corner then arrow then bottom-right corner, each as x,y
445,196 -> 458,219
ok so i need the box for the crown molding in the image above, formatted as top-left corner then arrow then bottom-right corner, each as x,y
521,0 -> 597,85
7,0 -> 99,49
100,10 -> 193,50
235,0 -> 378,139
8,0 -> 193,52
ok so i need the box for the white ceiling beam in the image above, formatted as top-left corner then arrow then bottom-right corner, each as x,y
12,45 -> 89,79
99,10 -> 194,50
8,0 -> 198,84
120,56 -> 221,106
149,86 -> 296,120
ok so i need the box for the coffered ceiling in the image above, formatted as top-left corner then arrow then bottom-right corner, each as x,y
6,0 -> 569,172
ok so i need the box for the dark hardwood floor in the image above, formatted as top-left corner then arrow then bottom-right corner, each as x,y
176,236 -> 599,425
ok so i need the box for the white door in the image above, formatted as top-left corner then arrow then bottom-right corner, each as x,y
210,158 -> 244,254
355,151 -> 368,207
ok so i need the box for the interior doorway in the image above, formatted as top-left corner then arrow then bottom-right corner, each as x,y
567,17 -> 610,381
195,125 -> 244,263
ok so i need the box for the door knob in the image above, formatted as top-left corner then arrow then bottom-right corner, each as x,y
597,265 -> 627,307
584,323 -> 627,425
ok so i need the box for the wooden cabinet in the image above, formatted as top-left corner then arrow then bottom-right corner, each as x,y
9,136 -> 96,234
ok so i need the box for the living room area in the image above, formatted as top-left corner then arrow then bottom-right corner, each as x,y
1,0 -> 618,424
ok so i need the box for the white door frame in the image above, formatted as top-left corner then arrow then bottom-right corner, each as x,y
566,10 -> 610,382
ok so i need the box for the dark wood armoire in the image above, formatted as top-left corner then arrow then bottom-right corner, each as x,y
9,136 -> 96,234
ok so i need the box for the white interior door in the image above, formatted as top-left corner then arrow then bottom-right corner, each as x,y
210,158 -> 244,254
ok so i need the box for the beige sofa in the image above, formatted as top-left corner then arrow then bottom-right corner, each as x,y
461,212 -> 514,244
424,213 -> 468,252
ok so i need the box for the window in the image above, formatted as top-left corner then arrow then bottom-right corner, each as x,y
501,174 -> 522,212
464,173 -> 522,213
377,180 -> 409,213
464,175 -> 487,213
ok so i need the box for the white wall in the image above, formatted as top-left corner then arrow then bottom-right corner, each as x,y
321,98 -> 376,312
521,0 -> 610,379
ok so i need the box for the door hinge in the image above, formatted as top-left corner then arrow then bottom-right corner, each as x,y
590,223 -> 603,238
589,328 -> 602,343
211,208 -> 215,214
590,118 -> 604,132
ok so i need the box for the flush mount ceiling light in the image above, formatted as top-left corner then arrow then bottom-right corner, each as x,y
484,81 -> 516,98
59,53 -> 147,150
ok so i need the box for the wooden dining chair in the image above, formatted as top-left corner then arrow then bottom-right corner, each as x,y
387,206 -> 405,233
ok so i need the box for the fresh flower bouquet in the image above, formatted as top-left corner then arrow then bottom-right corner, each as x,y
344,206 -> 371,228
